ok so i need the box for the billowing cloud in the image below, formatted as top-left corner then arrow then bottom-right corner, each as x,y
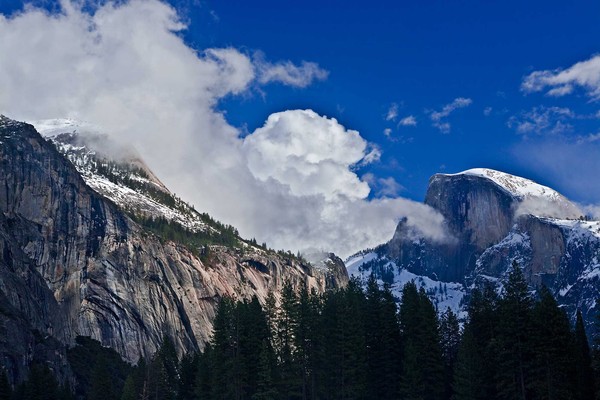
430,97 -> 472,133
398,115 -> 417,126
507,106 -> 574,136
0,0 -> 448,258
254,52 -> 329,88
243,110 -> 371,201
522,54 -> 600,99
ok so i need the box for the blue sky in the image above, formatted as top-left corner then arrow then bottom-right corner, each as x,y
203,0 -> 600,203
1,0 -> 600,255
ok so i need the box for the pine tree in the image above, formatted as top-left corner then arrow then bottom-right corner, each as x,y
145,336 -> 179,400
0,370 -> 11,400
530,286 -> 577,400
89,356 -> 117,400
239,296 -> 272,399
252,340 -> 278,400
574,310 -> 595,400
469,283 -> 500,399
399,282 -> 444,400
338,279 -> 368,400
277,282 -> 301,399
23,364 -> 59,400
364,276 -> 401,399
439,307 -> 460,399
317,278 -> 367,399
120,374 -> 137,400
295,285 -> 322,400
58,383 -> 76,400
593,306 -> 600,400
495,261 -> 534,400
195,345 -> 213,400
210,297 -> 240,400
178,353 -> 198,400
453,324 -> 486,400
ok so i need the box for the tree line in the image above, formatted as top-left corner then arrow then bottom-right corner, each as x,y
2,262 -> 599,399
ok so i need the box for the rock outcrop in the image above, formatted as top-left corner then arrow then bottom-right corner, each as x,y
349,168 -> 599,330
0,116 -> 348,382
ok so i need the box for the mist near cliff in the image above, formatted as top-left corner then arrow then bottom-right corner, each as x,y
0,0 -> 448,258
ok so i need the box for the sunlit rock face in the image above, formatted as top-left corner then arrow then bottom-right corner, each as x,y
0,116 -> 348,381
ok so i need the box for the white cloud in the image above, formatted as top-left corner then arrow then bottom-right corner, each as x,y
254,52 -> 328,88
361,173 -> 404,198
514,197 -> 582,220
522,54 -> 600,99
243,110 -> 371,201
430,97 -> 472,133
431,97 -> 472,120
386,103 -> 398,121
580,204 -> 600,220
398,115 -> 417,126
376,177 -> 405,198
434,122 -> 451,134
0,0 -> 448,258
507,106 -> 574,136
576,132 -> 600,144
383,128 -> 393,138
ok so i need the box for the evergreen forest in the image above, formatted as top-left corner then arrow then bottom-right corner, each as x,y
2,262 -> 600,400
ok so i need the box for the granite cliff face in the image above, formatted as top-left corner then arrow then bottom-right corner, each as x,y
349,168 -> 599,328
0,116 -> 348,382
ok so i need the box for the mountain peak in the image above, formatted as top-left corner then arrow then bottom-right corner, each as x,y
440,168 -> 564,201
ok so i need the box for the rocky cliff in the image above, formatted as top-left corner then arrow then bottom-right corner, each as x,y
0,116 -> 348,383
348,168 -> 599,328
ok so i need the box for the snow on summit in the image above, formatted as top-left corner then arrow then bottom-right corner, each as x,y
446,168 -> 563,200
445,168 -> 583,219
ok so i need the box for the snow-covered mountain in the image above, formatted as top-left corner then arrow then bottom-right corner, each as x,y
34,119 -> 214,233
346,168 -> 600,327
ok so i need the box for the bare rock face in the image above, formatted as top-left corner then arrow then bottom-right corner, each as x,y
0,117 -> 348,381
475,215 -> 566,286
386,173 -> 516,282
425,173 -> 515,252
0,212 -> 72,385
361,167 -> 599,331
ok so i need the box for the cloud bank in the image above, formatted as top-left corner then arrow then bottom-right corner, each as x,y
522,54 -> 600,99
0,0 -> 448,258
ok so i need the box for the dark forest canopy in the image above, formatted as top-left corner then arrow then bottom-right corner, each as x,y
4,262 -> 600,400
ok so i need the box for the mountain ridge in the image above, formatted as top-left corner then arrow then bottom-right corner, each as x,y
347,167 -> 600,330
0,116 -> 348,384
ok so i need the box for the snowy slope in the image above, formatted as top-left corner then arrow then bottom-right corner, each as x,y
32,119 -> 215,234
346,251 -> 467,316
348,168 -> 600,326
445,168 -> 565,200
